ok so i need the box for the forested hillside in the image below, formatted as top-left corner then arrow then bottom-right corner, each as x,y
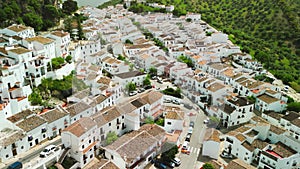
0,0 -> 78,31
146,0 -> 300,91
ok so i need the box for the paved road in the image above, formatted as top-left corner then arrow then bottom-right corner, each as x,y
2,137 -> 61,168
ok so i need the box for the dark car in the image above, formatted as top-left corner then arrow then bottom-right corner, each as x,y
189,121 -> 194,128
154,162 -> 167,169
185,133 -> 191,142
144,85 -> 152,90
7,161 -> 22,169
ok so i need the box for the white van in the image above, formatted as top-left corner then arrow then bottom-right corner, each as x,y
182,141 -> 189,150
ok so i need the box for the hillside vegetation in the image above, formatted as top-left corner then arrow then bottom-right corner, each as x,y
146,0 -> 300,91
0,0 -> 78,31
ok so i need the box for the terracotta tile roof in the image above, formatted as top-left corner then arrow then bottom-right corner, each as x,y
115,71 -> 146,79
227,159 -> 256,169
242,139 -> 268,152
0,129 -> 25,147
273,142 -> 297,158
51,31 -> 69,37
92,94 -> 107,104
125,43 -> 153,49
25,36 -> 54,44
86,72 -> 98,81
105,124 -> 165,163
282,111 -> 300,122
204,128 -> 220,142
88,159 -> 119,169
7,25 -> 31,32
97,77 -> 111,85
100,106 -> 122,122
7,109 -> 34,123
165,110 -> 184,120
207,82 -> 225,92
228,96 -> 253,107
9,47 -> 31,54
263,111 -> 283,120
63,117 -> 96,137
269,125 -> 286,135
291,118 -> 300,128
257,94 -> 280,104
16,116 -> 46,132
71,88 -> 90,100
235,133 -> 246,142
40,108 -> 68,123
131,98 -> 147,108
140,90 -> 163,104
88,65 -> 101,72
65,101 -> 91,117
207,62 -> 229,71
208,160 -> 224,169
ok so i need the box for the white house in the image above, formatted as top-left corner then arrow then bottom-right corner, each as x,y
219,97 -> 254,128
1,24 -> 35,39
104,124 -> 166,169
113,71 -> 147,87
64,101 -> 93,123
258,142 -> 300,169
62,117 -> 99,168
40,107 -> 70,139
0,129 -> 26,162
46,30 -> 71,57
164,106 -> 184,133
202,129 -> 221,159
256,94 -> 286,112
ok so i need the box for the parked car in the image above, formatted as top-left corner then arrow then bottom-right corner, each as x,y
189,121 -> 195,128
185,133 -> 191,142
164,98 -> 171,103
154,162 -> 167,169
188,127 -> 193,134
171,157 -> 181,166
151,76 -> 157,80
129,91 -> 138,96
144,85 -> 152,90
182,141 -> 189,150
220,151 -> 233,159
40,145 -> 57,158
163,161 -> 175,168
7,161 -> 22,169
181,149 -> 190,155
172,99 -> 180,105
138,88 -> 145,93
203,118 -> 209,124
157,79 -> 163,84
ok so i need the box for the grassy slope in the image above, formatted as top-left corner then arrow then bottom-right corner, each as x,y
147,0 -> 300,91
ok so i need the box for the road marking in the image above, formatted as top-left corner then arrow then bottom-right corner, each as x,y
189,147 -> 193,152
197,148 -> 200,155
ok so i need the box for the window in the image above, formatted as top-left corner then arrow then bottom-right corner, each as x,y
4,146 -> 6,149
82,145 -> 85,149
43,134 -> 46,138
6,154 -> 9,158
109,123 -> 111,126
21,146 -> 24,149
167,122 -> 172,125
89,140 -> 91,144
30,142 -> 33,147
117,126 -> 119,129
90,154 -> 93,159
122,115 -> 124,119
111,155 -> 114,160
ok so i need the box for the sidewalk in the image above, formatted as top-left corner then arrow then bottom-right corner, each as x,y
0,136 -> 62,168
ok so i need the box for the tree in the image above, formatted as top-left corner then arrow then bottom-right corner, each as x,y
62,0 -> 78,15
65,55 -> 72,63
106,132 -> 118,145
144,117 -> 154,124
126,82 -> 136,93
143,77 -> 151,86
125,39 -> 133,44
287,102 -> 300,112
28,89 -> 42,105
23,12 -> 43,31
202,163 -> 215,169
161,143 -> 178,161
149,67 -> 157,77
